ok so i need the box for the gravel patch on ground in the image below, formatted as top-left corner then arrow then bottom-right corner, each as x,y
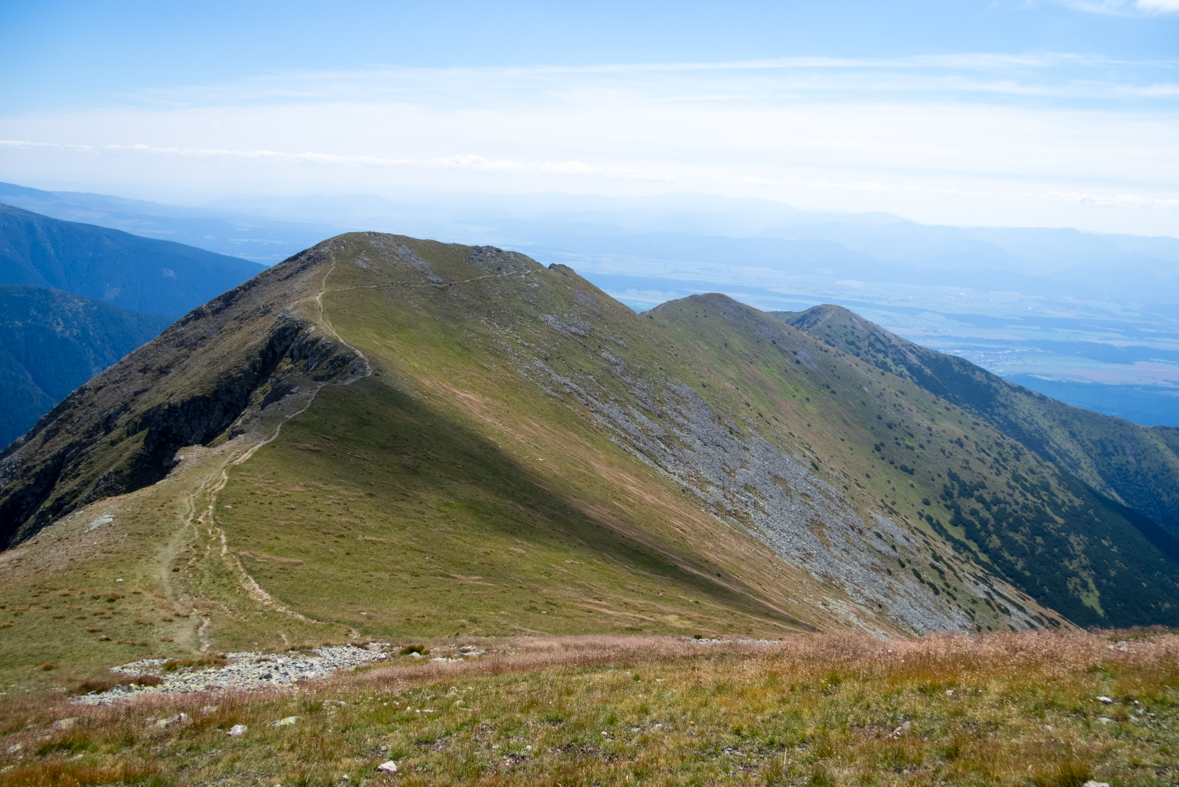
76,644 -> 393,705
75,642 -> 491,705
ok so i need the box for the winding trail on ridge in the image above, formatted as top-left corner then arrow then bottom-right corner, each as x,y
183,247 -> 531,651
187,251 -> 372,650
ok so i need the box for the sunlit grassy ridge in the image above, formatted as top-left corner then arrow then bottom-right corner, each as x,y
0,232 -> 1176,697
1,630 -> 1177,786
775,304 -> 1179,540
209,237 -> 842,644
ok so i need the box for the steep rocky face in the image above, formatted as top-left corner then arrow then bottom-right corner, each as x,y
0,244 -> 365,547
775,304 -> 1179,538
517,276 -> 993,634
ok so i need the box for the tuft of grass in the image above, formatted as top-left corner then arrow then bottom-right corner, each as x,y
35,734 -> 93,757
161,655 -> 227,672
0,761 -> 163,787
1033,759 -> 1094,787
399,645 -> 430,656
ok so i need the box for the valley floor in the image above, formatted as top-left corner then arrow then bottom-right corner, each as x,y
1,630 -> 1176,786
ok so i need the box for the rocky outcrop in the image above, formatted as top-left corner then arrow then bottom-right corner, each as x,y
0,243 -> 364,548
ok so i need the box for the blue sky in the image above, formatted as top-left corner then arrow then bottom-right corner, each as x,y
1,0 -> 1177,234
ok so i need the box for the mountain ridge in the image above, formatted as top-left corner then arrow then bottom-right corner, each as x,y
773,304 -> 1179,538
2,232 -> 1177,683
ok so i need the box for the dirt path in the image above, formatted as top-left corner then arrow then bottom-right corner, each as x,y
178,250 -> 530,650
179,253 -> 373,650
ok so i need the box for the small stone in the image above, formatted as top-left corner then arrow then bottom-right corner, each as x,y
945,690 -> 954,696
272,716 -> 298,727
1096,717 -> 1113,724
156,713 -> 191,729
1083,782 -> 1111,787
5,744 -> 20,754
200,705 -> 219,715
227,724 -> 248,736
377,760 -> 398,773
52,718 -> 77,731
1096,696 -> 1113,704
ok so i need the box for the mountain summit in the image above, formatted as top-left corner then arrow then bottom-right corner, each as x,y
1,234 -> 1176,676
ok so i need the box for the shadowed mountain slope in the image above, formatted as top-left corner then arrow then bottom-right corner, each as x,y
774,304 -> 1179,539
1,234 -> 1177,680
0,285 -> 173,448
0,247 -> 363,547
0,203 -> 264,317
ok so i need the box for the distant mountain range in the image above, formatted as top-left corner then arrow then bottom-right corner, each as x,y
2,181 -> 1175,428
2,233 -> 1177,692
0,203 -> 264,317
0,203 -> 267,448
0,285 -> 172,447
0,181 -> 331,265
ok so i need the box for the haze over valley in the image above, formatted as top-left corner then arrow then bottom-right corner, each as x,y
4,181 -> 1176,427
1,1 -> 1178,784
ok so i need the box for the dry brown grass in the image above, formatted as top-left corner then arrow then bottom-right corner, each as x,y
1,629 -> 1176,785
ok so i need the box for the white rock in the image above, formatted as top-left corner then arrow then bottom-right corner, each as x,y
1096,717 -> 1113,724
272,716 -> 298,727
52,718 -> 77,731
5,744 -> 21,754
1083,782 -> 1111,787
377,760 -> 398,773
227,724 -> 248,736
155,713 -> 191,729
1096,696 -> 1113,704
200,705 -> 219,714
86,514 -> 113,532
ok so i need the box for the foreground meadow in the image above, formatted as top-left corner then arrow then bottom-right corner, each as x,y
0,630 -> 1175,786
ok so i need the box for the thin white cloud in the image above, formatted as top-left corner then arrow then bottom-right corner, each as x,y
120,52 -> 1178,110
0,140 -> 675,181
1138,0 -> 1179,11
2,53 -> 1176,236
1052,0 -> 1179,15
3,138 -> 1174,213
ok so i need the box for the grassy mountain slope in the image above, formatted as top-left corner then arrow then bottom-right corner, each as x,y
0,203 -> 264,317
656,296 -> 1179,628
774,305 -> 1179,538
0,285 -> 172,448
0,234 -> 1174,683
